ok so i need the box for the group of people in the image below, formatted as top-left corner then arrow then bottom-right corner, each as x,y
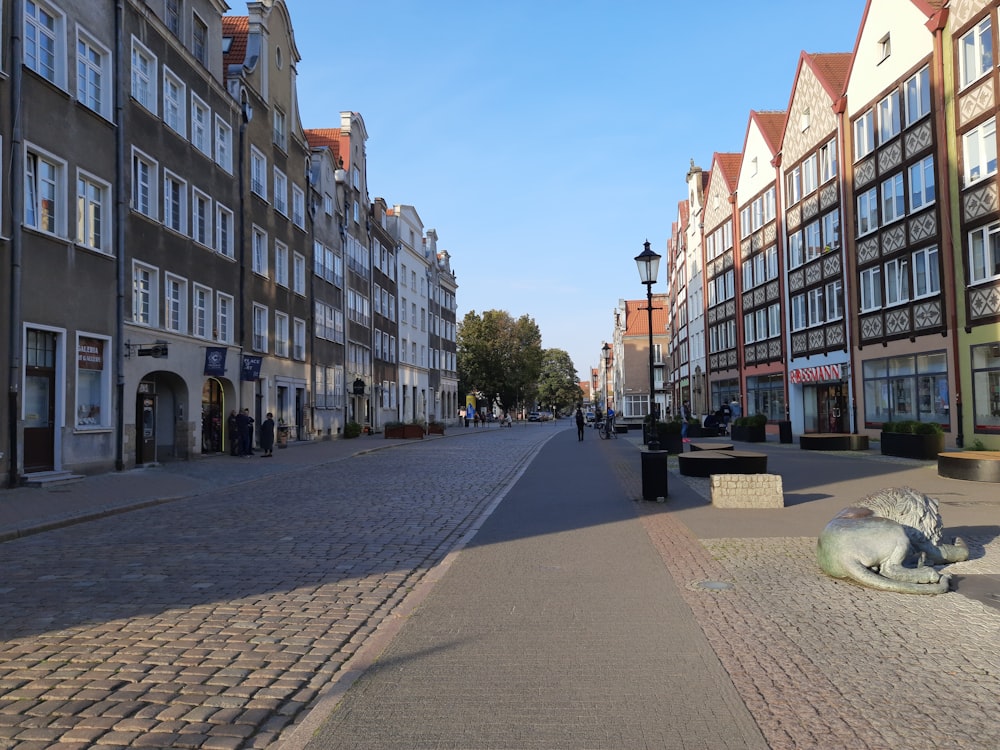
680,397 -> 742,440
227,408 -> 276,457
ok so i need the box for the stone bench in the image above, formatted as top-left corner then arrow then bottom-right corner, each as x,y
689,442 -> 734,452
799,433 -> 869,451
710,474 -> 784,508
937,451 -> 1000,483
677,450 -> 767,478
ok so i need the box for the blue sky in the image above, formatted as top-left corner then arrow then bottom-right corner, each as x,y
292,0 -> 867,380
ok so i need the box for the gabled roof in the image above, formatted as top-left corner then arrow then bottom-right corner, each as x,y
750,110 -> 786,157
624,297 -> 670,337
807,52 -> 852,101
222,16 -> 248,73
712,152 -> 742,194
304,128 -> 344,162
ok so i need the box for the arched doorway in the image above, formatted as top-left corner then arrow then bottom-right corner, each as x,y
201,378 -> 225,453
134,371 -> 188,464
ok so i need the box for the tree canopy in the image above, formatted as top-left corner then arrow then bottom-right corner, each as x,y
536,348 -> 583,415
457,310 -> 544,415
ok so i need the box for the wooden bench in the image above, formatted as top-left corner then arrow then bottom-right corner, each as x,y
689,442 -> 734,452
937,451 -> 1000,483
799,433 -> 869,451
677,450 -> 767,478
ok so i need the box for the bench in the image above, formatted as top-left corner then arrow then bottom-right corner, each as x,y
799,433 -> 869,451
937,451 -> 1000,483
689,442 -> 734,452
710,474 -> 784,508
677,450 -> 767,478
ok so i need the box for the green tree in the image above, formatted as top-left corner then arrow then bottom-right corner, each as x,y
457,310 -> 544,416
536,348 -> 583,416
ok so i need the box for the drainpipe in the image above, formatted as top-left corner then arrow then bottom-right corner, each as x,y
928,9 -> 962,447
237,95 -> 251,413
114,0 -> 126,471
7,0 -> 24,487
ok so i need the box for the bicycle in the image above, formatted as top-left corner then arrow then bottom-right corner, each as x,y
599,418 -> 617,439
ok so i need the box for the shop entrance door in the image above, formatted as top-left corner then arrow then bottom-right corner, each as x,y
24,330 -> 57,473
818,384 -> 846,433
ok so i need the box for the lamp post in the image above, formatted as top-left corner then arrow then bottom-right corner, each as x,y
635,240 -> 661,450
601,342 -> 610,420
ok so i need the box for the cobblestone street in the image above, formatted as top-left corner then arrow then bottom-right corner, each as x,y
0,429 -> 552,749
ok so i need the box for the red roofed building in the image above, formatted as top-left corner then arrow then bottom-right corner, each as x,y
611,295 -> 671,426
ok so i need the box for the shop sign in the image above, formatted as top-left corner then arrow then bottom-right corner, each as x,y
78,338 -> 104,370
788,364 -> 843,384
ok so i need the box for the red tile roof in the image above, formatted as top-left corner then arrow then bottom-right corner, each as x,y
304,128 -> 344,163
713,152 -> 742,193
752,110 -> 786,157
624,296 -> 670,337
222,16 -> 248,73
807,51 -> 852,100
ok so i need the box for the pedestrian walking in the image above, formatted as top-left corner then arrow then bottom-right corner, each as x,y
575,407 -> 585,441
260,412 -> 275,457
730,397 -> 742,422
681,400 -> 691,442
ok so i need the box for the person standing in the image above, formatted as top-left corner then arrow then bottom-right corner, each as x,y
227,410 -> 239,456
575,407 -> 586,441
260,412 -> 275,457
680,400 -> 691,441
730,397 -> 742,422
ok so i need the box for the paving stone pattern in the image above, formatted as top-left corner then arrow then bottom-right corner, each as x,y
0,430 -> 550,749
625,457 -> 1000,750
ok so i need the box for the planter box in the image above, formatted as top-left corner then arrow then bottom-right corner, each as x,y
731,425 -> 766,443
427,425 -> 445,435
880,431 -> 944,460
385,425 -> 425,439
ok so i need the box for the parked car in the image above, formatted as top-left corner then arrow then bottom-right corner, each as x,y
527,412 -> 542,422
585,411 -> 596,423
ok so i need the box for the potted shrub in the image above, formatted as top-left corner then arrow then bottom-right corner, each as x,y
880,420 -> 944,460
654,418 -> 684,454
383,421 -> 405,439
344,421 -> 363,439
731,413 -> 767,443
427,420 -> 445,435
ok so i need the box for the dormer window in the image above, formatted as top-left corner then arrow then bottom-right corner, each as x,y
879,33 -> 891,63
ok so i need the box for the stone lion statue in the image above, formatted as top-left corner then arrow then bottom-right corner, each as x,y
816,487 -> 969,595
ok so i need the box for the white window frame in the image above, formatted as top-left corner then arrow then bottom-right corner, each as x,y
822,209 -> 840,252
252,226 -> 268,277
162,67 -> 186,137
190,93 -> 212,157
293,252 -> 306,295
293,318 -> 306,361
273,107 -> 287,151
131,147 -> 158,219
164,273 -> 187,333
75,332 -> 111,430
860,267 -> 882,312
292,184 -> 305,228
959,17 -> 993,90
274,312 -> 289,357
908,155 -> 935,211
767,303 -> 781,338
791,294 -> 806,331
216,292 -> 234,344
193,284 -> 211,339
273,168 -> 288,215
76,28 -> 111,119
215,116 -> 233,173
163,170 -> 187,234
880,173 -> 905,225
802,154 -> 817,195
25,144 -> 65,236
786,165 -> 801,205
25,0 -> 65,87
905,66 -> 930,126
807,287 -> 825,327
968,222 -> 1000,284
884,258 -> 910,306
216,203 -> 234,258
76,169 -> 111,253
912,245 -> 940,298
963,117 -> 997,186
878,90 -> 901,144
250,147 -> 267,198
192,188 -> 211,247
787,230 -> 804,269
854,110 -> 875,160
132,261 -> 159,327
275,241 -> 289,288
130,37 -> 157,113
825,280 -> 843,321
804,221 -> 822,262
819,138 -> 837,183
857,187 -> 878,236
252,304 -> 269,353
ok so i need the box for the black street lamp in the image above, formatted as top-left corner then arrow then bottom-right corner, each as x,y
601,342 -> 610,419
635,240 -> 661,450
